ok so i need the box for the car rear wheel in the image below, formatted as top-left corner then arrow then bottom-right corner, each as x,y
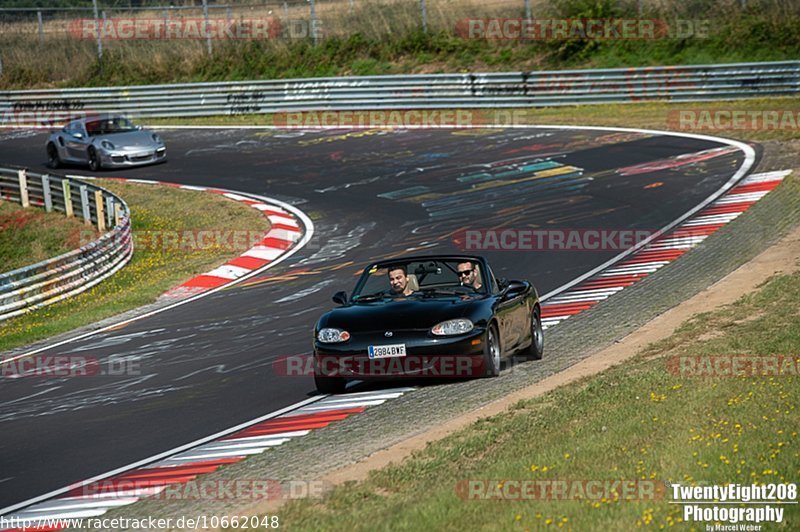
481,324 -> 501,377
523,307 -> 544,360
87,147 -> 101,172
47,143 -> 61,169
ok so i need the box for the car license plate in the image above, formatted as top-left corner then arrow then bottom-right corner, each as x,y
368,343 -> 406,359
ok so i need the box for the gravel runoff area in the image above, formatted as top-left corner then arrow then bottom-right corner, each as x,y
73,140 -> 800,531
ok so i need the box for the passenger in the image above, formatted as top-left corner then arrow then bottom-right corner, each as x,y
388,264 -> 415,296
457,261 -> 482,291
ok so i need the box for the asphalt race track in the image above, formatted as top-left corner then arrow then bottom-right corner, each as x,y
0,126 -> 755,510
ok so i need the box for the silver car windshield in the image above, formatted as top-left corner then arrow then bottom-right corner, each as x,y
86,117 -> 137,136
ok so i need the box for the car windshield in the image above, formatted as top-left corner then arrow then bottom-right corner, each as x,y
352,259 -> 487,301
85,117 -> 137,136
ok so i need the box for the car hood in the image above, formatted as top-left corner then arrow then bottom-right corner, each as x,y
94,131 -> 158,149
320,297 -> 482,332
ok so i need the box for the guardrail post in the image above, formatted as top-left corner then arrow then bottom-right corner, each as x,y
94,190 -> 106,232
18,169 -> 29,208
41,174 -> 53,212
114,203 -> 123,227
524,0 -> 532,20
62,180 -> 74,217
105,196 -> 115,229
283,1 -> 288,19
419,0 -> 427,33
79,185 -> 91,225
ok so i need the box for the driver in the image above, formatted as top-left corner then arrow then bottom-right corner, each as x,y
388,264 -> 415,296
457,261 -> 482,290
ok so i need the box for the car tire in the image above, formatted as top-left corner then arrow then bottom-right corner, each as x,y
47,143 -> 61,169
87,147 -> 101,172
314,373 -> 347,395
481,324 -> 501,377
523,307 -> 544,360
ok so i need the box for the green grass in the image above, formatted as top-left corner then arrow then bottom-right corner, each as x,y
273,218 -> 800,531
0,199 -> 98,271
1,1 -> 799,89
0,179 -> 270,353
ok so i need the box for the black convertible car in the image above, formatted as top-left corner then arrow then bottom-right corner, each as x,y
312,255 -> 543,393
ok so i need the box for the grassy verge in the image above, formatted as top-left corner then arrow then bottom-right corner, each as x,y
0,179 -> 270,353
274,236 -> 800,530
1,1 -> 798,89
0,200 -> 98,271
148,96 -> 800,143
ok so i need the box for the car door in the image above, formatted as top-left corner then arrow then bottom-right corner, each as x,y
496,280 -> 530,354
63,121 -> 89,162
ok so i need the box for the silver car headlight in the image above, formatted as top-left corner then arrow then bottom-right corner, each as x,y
318,328 -> 350,343
101,140 -> 115,150
431,318 -> 474,336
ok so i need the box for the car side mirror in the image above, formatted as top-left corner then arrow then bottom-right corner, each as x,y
332,291 -> 348,305
136,125 -> 143,130
497,278 -> 509,292
72,132 -> 83,139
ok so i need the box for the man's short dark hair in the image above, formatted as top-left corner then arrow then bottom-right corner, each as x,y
387,264 -> 407,276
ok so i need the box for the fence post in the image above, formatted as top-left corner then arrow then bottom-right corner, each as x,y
62,180 -> 73,217
80,185 -> 91,225
37,10 -> 44,45
42,174 -> 53,212
524,0 -> 531,20
349,0 -> 354,15
309,0 -> 319,44
420,0 -> 427,33
18,169 -> 30,208
114,203 -> 123,227
202,0 -> 212,55
94,190 -> 106,232
105,196 -> 114,228
92,0 -> 102,59
283,1 -> 289,19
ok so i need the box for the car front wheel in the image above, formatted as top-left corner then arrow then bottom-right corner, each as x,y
87,146 -> 101,172
47,143 -> 61,169
481,324 -> 501,377
314,373 -> 347,395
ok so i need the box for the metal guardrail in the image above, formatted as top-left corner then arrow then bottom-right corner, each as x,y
0,167 -> 132,322
1,61 -> 798,125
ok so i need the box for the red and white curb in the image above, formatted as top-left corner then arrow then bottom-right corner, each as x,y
0,388 -> 413,530
73,176 -> 305,300
539,169 -> 792,329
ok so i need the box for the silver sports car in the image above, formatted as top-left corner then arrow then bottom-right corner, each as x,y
46,115 -> 166,171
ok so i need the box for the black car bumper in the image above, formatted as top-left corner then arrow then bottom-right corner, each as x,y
313,328 -> 487,379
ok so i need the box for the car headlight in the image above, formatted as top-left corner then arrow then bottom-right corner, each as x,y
431,318 -> 474,336
152,133 -> 162,144
101,140 -> 115,150
317,328 -> 351,343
